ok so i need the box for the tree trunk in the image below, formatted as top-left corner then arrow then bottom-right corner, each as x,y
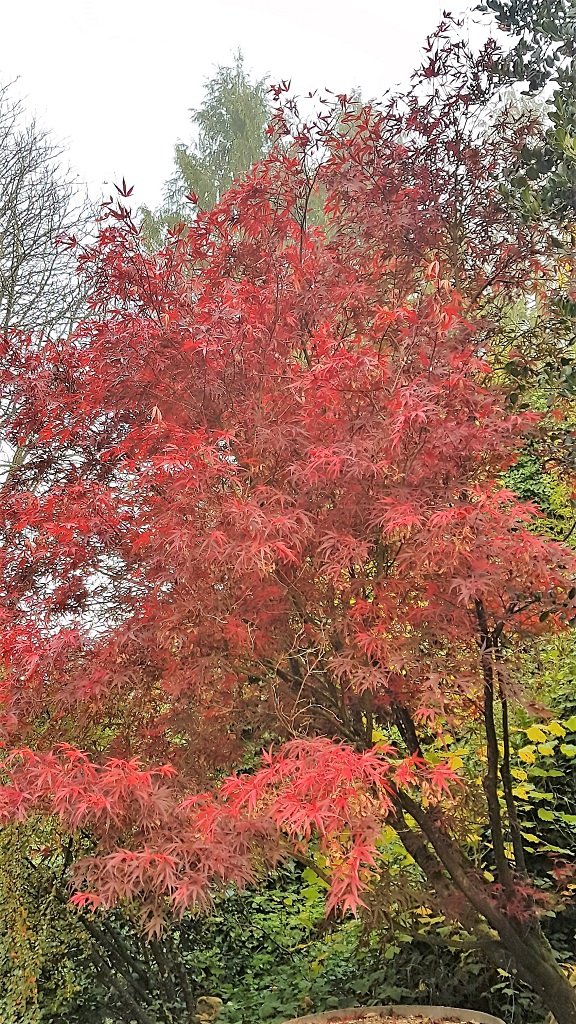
397,791 -> 576,1024
507,936 -> 576,1024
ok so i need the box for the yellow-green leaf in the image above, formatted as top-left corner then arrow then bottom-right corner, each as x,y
518,745 -> 536,763
548,721 -> 567,737
538,744 -> 556,756
520,832 -> 542,844
512,785 -> 530,800
526,726 -> 548,743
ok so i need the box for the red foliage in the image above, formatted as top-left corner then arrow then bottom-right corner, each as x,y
0,26 -> 574,925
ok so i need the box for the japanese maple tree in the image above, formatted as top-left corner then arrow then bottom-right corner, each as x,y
2,22 -> 576,1022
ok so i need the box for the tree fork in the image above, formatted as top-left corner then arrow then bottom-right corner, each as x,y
89,949 -> 156,1024
399,791 -> 576,1024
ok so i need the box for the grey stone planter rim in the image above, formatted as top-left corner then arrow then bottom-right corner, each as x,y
282,1005 -> 506,1024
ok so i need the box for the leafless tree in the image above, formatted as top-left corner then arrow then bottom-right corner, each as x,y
0,83 -> 94,489
0,82 -> 92,340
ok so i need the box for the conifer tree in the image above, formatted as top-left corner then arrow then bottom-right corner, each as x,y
140,53 -> 270,247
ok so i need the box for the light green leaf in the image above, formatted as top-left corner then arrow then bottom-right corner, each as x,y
537,808 -> 555,821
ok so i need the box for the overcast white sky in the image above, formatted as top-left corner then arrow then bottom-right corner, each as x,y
1,0 -> 489,211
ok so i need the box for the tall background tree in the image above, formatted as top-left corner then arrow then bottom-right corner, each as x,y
480,0 -> 576,223
140,53 -> 270,248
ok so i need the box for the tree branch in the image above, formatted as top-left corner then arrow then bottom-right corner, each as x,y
88,949 -> 156,1024
475,598 -> 514,891
500,693 -> 527,875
